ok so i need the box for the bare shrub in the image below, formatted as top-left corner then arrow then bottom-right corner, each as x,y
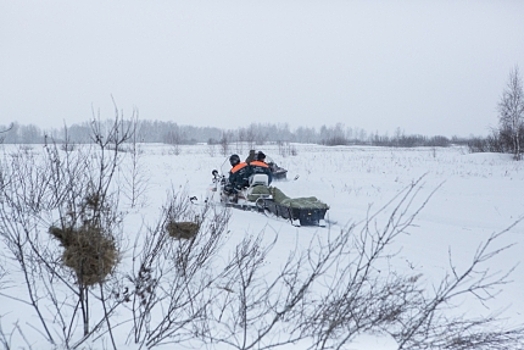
296,179 -> 524,350
220,131 -> 232,156
468,137 -> 491,153
127,190 -> 231,348
467,130 -> 508,154
207,142 -> 217,157
0,109 -> 134,348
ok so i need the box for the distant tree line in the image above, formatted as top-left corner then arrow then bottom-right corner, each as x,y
0,119 -> 468,148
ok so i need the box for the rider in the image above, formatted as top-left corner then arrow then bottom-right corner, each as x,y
248,151 -> 273,185
225,154 -> 251,194
245,149 -> 257,164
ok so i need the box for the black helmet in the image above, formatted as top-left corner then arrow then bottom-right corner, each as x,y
229,154 -> 240,166
257,151 -> 266,161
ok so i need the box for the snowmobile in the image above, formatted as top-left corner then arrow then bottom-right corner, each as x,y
265,156 -> 288,180
206,159 -> 329,226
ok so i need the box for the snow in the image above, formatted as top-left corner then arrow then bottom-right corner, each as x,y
1,143 -> 523,349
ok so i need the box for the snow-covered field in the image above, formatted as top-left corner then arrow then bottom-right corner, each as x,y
1,143 -> 523,349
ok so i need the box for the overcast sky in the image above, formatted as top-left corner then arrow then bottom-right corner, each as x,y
1,1 -> 523,137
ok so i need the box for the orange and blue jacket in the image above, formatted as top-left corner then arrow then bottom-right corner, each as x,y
229,162 -> 251,189
249,160 -> 272,184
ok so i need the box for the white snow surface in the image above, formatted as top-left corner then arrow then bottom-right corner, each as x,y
1,143 -> 523,349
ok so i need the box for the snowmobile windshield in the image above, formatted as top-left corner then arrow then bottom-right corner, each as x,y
261,155 -> 282,169
220,157 -> 233,175
264,155 -> 276,166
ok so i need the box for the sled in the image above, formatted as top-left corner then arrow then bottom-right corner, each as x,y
263,200 -> 328,226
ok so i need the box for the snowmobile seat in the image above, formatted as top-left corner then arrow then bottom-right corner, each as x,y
246,176 -> 272,202
249,173 -> 269,187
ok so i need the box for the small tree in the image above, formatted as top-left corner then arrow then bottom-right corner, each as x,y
220,131 -> 232,156
498,66 -> 524,160
245,125 -> 257,150
122,111 -> 149,208
0,123 -> 13,144
164,124 -> 184,155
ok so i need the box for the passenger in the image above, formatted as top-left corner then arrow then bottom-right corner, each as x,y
225,154 -> 251,194
245,149 -> 257,164
249,151 -> 273,185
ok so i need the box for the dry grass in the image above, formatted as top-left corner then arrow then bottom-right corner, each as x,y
49,224 -> 118,286
165,221 -> 200,240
